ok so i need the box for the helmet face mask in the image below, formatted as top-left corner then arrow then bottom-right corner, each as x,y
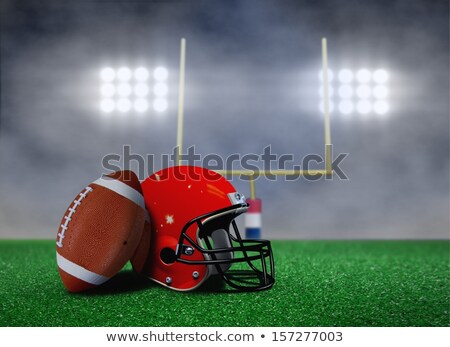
132,166 -> 275,292
177,203 -> 275,291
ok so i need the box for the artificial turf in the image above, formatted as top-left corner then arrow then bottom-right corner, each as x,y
0,240 -> 448,327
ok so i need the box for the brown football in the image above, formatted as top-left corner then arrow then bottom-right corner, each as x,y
56,170 -> 147,292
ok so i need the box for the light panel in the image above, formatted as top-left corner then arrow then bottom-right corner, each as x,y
134,67 -> 149,81
374,100 -> 389,115
356,85 -> 371,99
134,83 -> 149,97
338,85 -> 353,99
356,100 -> 371,114
153,98 -> 168,112
373,69 -> 389,84
154,67 -> 168,81
338,69 -> 353,83
100,99 -> 115,113
373,85 -> 388,99
99,66 -> 168,115
117,83 -> 132,97
117,67 -> 132,81
339,100 -> 354,115
100,67 -> 115,82
318,69 -> 334,82
100,83 -> 115,98
319,101 -> 334,114
356,69 -> 371,84
134,99 -> 149,113
117,98 -> 131,113
318,67 -> 390,118
154,83 -> 168,97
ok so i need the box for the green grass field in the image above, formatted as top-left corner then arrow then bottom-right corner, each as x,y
0,240 -> 448,327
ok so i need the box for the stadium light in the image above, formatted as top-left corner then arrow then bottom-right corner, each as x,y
117,98 -> 131,113
134,67 -> 149,81
318,86 -> 334,98
356,85 -> 371,99
373,85 -> 388,99
134,99 -> 149,113
318,67 -> 390,118
338,69 -> 353,83
117,83 -> 132,97
154,83 -> 168,97
374,100 -> 389,115
100,67 -> 115,82
117,67 -> 132,81
356,100 -> 371,114
100,83 -> 115,98
134,83 -> 149,97
338,85 -> 353,99
339,100 -> 354,115
100,99 -> 115,113
373,69 -> 389,84
99,66 -> 169,114
153,98 -> 168,112
154,67 -> 168,81
319,101 -> 334,114
318,69 -> 333,82
356,69 -> 371,84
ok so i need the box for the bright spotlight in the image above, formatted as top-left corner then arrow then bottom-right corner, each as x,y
154,67 -> 168,81
339,100 -> 354,115
319,101 -> 334,114
356,100 -> 372,114
100,83 -> 115,98
117,83 -> 132,97
117,98 -> 131,113
374,100 -> 389,115
318,69 -> 334,82
373,69 -> 389,84
100,99 -> 115,113
356,85 -> 371,99
356,69 -> 371,84
134,99 -> 149,113
100,67 -> 115,82
153,83 -> 168,97
153,98 -> 168,112
134,67 -> 149,81
117,67 -> 132,81
338,85 -> 353,99
373,85 -> 388,99
134,83 -> 149,97
338,69 -> 353,83
318,86 -> 334,98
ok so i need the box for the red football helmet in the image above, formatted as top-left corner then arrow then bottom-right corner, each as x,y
131,166 -> 275,291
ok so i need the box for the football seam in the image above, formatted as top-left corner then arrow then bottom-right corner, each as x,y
56,186 -> 93,248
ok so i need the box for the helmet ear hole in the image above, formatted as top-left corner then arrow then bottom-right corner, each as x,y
160,248 -> 176,264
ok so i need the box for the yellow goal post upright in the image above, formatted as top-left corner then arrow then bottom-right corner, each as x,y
174,37 -> 333,238
175,38 -> 186,166
216,37 -> 333,197
174,37 -> 333,196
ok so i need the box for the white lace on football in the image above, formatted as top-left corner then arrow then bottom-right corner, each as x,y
56,186 -> 93,248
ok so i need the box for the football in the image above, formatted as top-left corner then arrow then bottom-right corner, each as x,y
130,217 -> 152,274
56,170 -> 147,292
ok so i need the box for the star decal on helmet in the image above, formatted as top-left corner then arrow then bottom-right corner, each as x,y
165,214 -> 174,224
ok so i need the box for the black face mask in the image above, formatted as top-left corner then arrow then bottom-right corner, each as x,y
175,203 -> 275,292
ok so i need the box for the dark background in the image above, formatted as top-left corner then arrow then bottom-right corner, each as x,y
0,0 -> 448,238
